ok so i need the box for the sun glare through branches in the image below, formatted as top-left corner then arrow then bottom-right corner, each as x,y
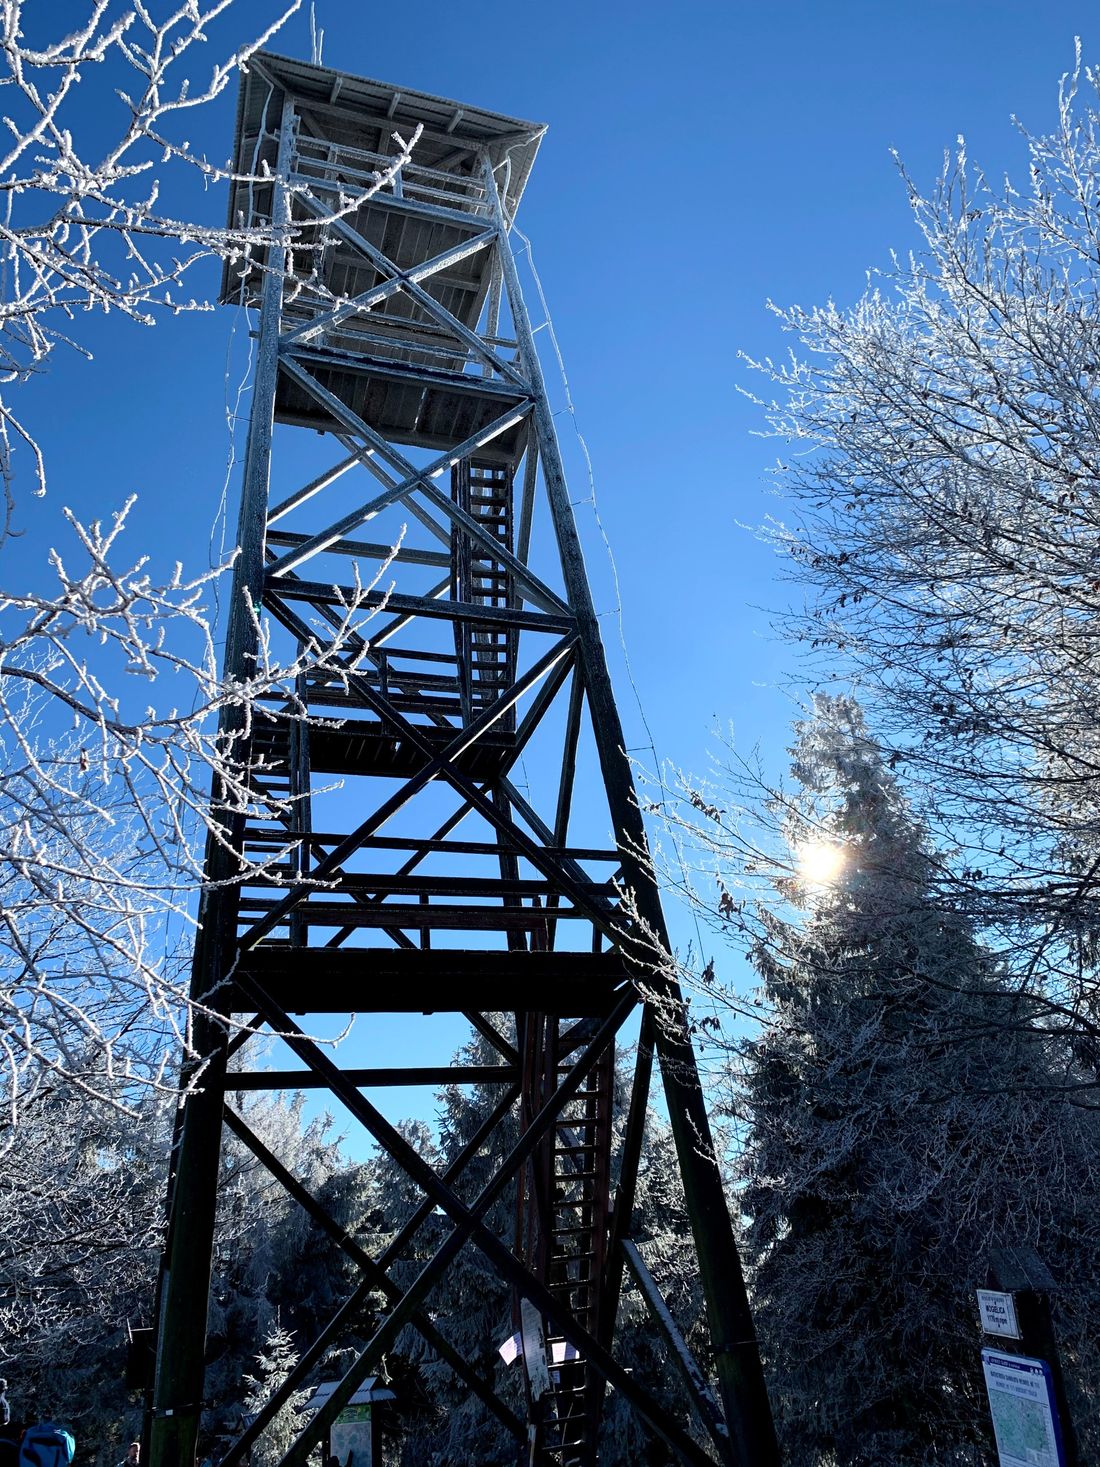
796,839 -> 846,887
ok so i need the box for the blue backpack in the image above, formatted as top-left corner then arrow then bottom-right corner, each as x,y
18,1425 -> 74,1467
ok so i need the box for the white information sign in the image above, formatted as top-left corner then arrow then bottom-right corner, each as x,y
977,1289 -> 1022,1339
520,1298 -> 551,1401
981,1350 -> 1065,1467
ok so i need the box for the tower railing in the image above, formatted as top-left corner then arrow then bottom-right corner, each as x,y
293,134 -> 492,218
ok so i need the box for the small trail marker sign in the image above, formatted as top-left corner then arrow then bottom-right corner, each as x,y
978,1289 -> 1022,1339
982,1349 -> 1066,1467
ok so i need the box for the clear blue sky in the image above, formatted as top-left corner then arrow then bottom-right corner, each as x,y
21,0 -> 1100,1126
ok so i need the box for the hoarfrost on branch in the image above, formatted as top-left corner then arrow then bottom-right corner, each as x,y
0,1 -> 422,1131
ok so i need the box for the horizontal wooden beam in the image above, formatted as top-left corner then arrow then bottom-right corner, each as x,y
227,1065 -> 518,1089
285,339 -> 528,402
289,169 -> 493,232
237,900 -> 591,930
247,873 -> 617,901
231,947 -> 631,1016
263,576 -> 574,634
240,830 -> 621,864
265,529 -> 451,568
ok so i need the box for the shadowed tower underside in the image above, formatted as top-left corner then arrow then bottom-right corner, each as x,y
147,52 -> 777,1467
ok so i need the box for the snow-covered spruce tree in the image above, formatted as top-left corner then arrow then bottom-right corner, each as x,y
728,697 -> 1100,1463
746,48 -> 1100,1045
242,1325 -> 310,1467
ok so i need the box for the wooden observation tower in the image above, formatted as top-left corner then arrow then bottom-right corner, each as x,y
148,53 -> 777,1467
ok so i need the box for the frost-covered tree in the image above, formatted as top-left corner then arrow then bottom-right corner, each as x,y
0,537 -> 345,1127
243,1325 -> 310,1467
0,0 -> 302,505
711,696 -> 1100,1464
746,46 -> 1100,1047
0,1078 -> 172,1454
0,0 -> 306,1123
0,1083 -> 369,1466
0,1 -> 419,1125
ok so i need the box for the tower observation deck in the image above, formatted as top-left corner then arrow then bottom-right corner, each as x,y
147,52 -> 777,1467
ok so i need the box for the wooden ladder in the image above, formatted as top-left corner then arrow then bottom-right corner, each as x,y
519,1020 -> 615,1466
241,704 -> 312,946
452,459 -> 517,725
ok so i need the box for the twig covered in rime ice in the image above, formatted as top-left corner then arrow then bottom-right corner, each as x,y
0,498 -> 396,1133
0,0 -> 420,517
0,2 -> 424,1135
717,44 -> 1100,1047
0,0 -> 287,517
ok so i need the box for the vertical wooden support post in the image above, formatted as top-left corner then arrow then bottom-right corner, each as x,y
484,159 -> 780,1467
147,95 -> 296,1467
988,1246 -> 1079,1466
622,1240 -> 735,1465
600,1008 -> 654,1340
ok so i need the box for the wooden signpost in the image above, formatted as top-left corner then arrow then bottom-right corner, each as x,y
304,1379 -> 395,1467
978,1246 -> 1078,1467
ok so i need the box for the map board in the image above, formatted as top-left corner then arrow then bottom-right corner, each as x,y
981,1350 -> 1065,1467
331,1403 -> 372,1467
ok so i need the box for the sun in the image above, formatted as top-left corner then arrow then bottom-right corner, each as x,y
797,839 -> 847,886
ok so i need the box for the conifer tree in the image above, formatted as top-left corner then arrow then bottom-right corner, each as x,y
736,696 -> 1100,1464
243,1325 -> 310,1467
0,1086 -> 369,1467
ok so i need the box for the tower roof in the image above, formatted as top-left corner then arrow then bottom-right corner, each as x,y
223,50 -> 544,240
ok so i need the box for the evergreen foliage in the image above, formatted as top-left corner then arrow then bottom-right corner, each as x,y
0,1086 -> 369,1467
242,1326 -> 309,1467
739,696 -> 1100,1464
